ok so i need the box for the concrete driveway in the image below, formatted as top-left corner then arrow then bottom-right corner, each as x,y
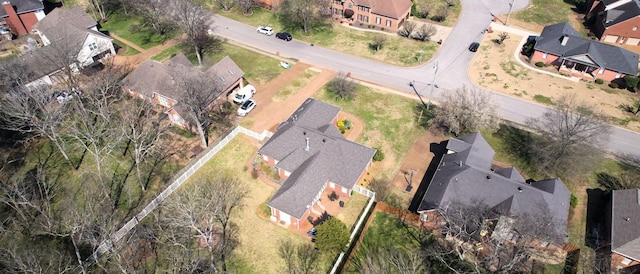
209,0 -> 640,157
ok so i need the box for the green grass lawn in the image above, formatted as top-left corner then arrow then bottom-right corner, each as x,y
112,39 -> 141,56
273,69 -> 320,101
100,10 -> 172,50
314,86 -> 425,179
218,8 -> 439,66
150,45 -> 182,62
513,0 -> 575,26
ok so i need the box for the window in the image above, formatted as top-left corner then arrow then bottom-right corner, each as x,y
633,26 -> 638,31
621,258 -> 632,266
329,182 -> 335,188
364,16 -> 368,22
341,187 -> 348,194
348,3 -> 352,8
262,155 -> 268,161
376,17 -> 381,24
284,170 -> 291,177
616,72 -> 622,78
386,20 -> 391,27
542,53 -> 547,59
358,14 -> 362,21
88,42 -> 97,51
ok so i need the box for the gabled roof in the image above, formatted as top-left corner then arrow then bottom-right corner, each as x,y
602,0 -> 640,27
33,7 -> 111,54
349,0 -> 412,19
259,98 -> 376,219
534,22 -> 638,75
205,56 -> 244,88
418,133 -> 571,244
611,188 -> 640,261
0,0 -> 43,17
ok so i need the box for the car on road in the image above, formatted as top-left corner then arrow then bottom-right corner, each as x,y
276,32 -> 292,41
468,42 -> 480,52
232,84 -> 256,104
237,99 -> 256,116
256,26 -> 273,36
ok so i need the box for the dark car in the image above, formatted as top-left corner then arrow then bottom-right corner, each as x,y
276,32 -> 292,41
468,42 -> 480,52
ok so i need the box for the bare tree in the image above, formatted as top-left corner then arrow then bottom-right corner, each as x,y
397,21 -> 416,37
368,178 -> 391,202
219,0 -> 236,11
527,94 -> 611,175
431,5 -> 450,22
0,232 -> 75,273
130,0 -> 177,37
172,0 -> 221,66
327,72 -> 357,100
278,239 -> 320,274
412,24 -> 437,41
0,85 -> 74,167
619,99 -> 640,116
277,0 -> 331,33
161,173 -> 246,272
173,67 -> 223,147
236,0 -> 256,14
371,34 -> 388,52
433,87 -> 499,136
415,2 -> 435,19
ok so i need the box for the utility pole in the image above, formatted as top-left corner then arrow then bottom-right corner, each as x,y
409,81 -> 427,108
427,61 -> 438,111
505,0 -> 516,25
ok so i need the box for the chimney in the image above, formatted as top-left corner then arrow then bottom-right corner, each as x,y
560,35 -> 569,46
305,138 -> 310,151
2,1 -> 27,36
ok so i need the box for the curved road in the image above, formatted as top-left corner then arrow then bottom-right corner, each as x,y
209,0 -> 640,156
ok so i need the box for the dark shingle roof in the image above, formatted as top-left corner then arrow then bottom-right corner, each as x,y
205,56 -> 244,87
534,22 -> 638,75
259,98 -> 376,219
602,0 -> 640,27
0,0 -> 44,17
418,133 -> 570,244
611,188 -> 640,261
33,7 -> 110,54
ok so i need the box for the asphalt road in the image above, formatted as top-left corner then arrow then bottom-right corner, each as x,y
209,0 -> 640,157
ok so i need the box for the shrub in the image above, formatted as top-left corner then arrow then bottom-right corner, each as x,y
609,82 -> 619,89
535,61 -> 545,67
595,78 -> 604,84
373,147 -> 384,161
570,194 -> 578,207
624,75 -> 639,91
343,119 -> 352,130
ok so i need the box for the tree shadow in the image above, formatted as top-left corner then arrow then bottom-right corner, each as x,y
413,103 -> 435,130
407,140 -> 448,212
493,124 -> 534,167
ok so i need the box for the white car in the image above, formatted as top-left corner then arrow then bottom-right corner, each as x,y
237,99 -> 256,116
233,84 -> 257,104
256,26 -> 274,36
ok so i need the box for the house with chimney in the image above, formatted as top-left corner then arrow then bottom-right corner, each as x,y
417,133 -> 570,249
0,0 -> 44,36
586,0 -> 640,45
258,98 -> 376,229
122,53 -> 244,129
531,22 -> 638,82
330,0 -> 412,31
609,188 -> 640,272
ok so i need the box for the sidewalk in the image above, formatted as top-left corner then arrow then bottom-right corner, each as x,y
110,34 -> 182,68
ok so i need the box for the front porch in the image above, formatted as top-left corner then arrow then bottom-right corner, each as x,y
558,59 -> 598,81
292,186 -> 356,239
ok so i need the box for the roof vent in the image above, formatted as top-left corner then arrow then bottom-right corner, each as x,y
303,131 -> 306,135
625,217 -> 631,221
322,138 -> 326,143
228,70 -> 233,75
518,187 -> 523,192
486,175 -> 491,180
305,138 -> 310,151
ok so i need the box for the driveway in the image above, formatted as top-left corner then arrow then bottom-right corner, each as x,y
209,0 -> 640,157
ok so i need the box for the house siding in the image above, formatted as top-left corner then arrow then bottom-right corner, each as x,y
17,11 -> 40,33
611,252 -> 640,271
587,0 -> 640,45
602,17 -> 640,45
531,50 -> 626,82
330,0 -> 409,31
76,34 -> 115,66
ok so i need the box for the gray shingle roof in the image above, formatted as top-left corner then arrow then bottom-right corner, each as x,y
205,56 -> 244,87
259,98 -> 376,219
418,133 -> 570,244
611,188 -> 640,261
0,0 -> 43,17
602,0 -> 640,27
33,7 -> 110,55
534,22 -> 638,75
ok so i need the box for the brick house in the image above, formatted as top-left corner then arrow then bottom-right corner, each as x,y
258,98 -> 376,229
417,133 -> 570,250
330,0 -> 412,31
0,0 -> 44,36
609,188 -> 640,272
586,0 -> 640,45
122,53 -> 244,129
531,22 -> 638,82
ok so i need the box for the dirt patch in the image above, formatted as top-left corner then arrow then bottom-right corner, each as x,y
469,31 -> 640,131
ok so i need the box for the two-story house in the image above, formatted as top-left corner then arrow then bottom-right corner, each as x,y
586,0 -> 640,45
0,0 -> 44,36
330,0 -> 412,31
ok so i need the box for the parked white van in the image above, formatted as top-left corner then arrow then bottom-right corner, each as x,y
233,84 -> 256,104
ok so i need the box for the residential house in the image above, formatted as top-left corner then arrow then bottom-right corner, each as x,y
258,98 -> 376,229
609,188 -> 640,272
33,6 -> 115,68
0,0 -> 45,36
531,22 -> 638,82
122,53 -> 244,129
586,0 -> 640,45
417,133 -> 570,247
330,0 -> 412,31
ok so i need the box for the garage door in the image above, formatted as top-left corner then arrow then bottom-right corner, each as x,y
603,35 -> 618,43
627,38 -> 640,45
